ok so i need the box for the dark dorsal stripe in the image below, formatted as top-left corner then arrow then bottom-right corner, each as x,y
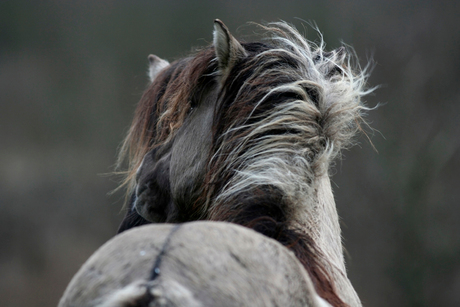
149,223 -> 182,280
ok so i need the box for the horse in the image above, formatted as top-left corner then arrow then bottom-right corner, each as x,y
92,19 -> 372,306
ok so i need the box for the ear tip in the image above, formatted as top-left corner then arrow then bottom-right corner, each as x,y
148,54 -> 158,64
213,19 -> 227,31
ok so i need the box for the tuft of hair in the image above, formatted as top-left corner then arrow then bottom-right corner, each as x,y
96,280 -> 202,307
203,21 -> 374,216
251,22 -> 374,164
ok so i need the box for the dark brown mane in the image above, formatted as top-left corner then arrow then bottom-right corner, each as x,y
118,47 -> 217,191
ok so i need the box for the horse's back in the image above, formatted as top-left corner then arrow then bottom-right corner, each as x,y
59,221 -> 325,307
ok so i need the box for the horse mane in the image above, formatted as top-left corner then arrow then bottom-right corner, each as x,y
117,21 -> 373,307
204,23 -> 371,213
117,49 -> 218,192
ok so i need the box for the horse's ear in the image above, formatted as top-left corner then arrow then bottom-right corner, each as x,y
147,54 -> 170,83
213,19 -> 247,78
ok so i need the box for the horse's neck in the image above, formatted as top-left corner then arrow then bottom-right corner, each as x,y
300,175 -> 362,307
315,175 -> 346,272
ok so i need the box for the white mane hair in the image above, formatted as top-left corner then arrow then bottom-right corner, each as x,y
208,21 -> 373,214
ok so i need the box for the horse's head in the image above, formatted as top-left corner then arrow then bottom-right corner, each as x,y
120,20 -> 368,227
117,20 -> 372,307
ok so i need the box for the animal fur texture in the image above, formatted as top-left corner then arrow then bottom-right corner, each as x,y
58,222 -> 330,307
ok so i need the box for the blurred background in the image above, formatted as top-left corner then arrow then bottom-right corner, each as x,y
1,0 -> 459,306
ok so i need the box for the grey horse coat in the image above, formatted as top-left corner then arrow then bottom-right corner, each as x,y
58,222 -> 330,307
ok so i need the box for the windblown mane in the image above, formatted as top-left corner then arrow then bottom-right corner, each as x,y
117,21 -> 373,307
118,50 -> 218,189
